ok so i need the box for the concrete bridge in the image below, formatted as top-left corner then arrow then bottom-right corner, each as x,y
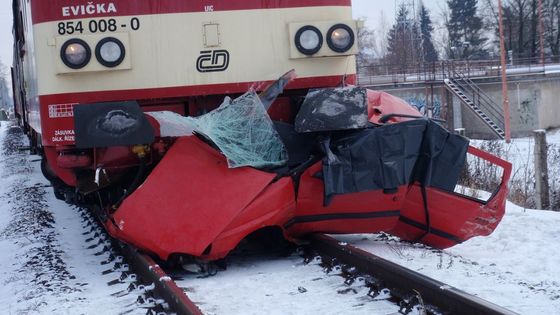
358,59 -> 560,139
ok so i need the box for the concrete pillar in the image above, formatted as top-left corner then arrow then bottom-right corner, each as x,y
534,129 -> 550,210
443,88 -> 455,130
452,95 -> 463,130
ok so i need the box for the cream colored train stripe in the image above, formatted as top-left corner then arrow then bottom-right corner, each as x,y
33,7 -> 356,96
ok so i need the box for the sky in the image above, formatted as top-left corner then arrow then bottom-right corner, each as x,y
352,0 -> 446,29
0,0 -> 12,70
0,0 -> 447,86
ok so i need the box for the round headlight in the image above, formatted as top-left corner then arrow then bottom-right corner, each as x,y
327,24 -> 355,53
95,37 -> 125,67
60,39 -> 91,69
295,25 -> 323,56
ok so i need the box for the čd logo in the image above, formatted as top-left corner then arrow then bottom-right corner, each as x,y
196,50 -> 230,72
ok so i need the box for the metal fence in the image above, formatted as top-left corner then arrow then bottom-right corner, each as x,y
357,56 -> 560,85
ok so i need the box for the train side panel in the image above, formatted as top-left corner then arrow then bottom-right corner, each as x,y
12,0 -> 41,134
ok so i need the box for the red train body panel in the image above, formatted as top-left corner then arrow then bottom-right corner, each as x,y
11,0 -> 512,263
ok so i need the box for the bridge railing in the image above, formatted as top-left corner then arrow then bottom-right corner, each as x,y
357,56 -> 560,85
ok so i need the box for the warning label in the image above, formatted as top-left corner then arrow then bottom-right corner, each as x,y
48,103 -> 76,118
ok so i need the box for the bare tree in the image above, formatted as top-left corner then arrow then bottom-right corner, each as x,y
376,10 -> 390,58
530,0 -> 539,58
0,59 -> 12,109
434,2 -> 452,59
543,0 -> 560,60
0,59 -> 7,78
357,20 -> 378,67
484,0 -> 557,62
503,0 -> 533,59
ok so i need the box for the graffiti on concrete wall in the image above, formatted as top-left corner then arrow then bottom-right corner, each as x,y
405,96 -> 441,119
516,98 -> 537,129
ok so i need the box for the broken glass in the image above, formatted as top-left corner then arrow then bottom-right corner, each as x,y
146,111 -> 196,137
191,91 -> 289,169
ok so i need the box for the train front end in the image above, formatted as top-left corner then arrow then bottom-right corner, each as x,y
19,0 -> 358,193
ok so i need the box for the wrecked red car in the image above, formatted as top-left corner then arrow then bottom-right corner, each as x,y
95,75 -> 511,261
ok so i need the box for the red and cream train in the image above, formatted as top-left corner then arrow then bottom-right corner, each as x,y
11,0 -> 511,263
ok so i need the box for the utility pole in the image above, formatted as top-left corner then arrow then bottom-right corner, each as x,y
498,0 -> 511,143
534,130 -> 550,210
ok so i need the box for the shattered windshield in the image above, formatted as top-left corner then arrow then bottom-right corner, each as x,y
191,91 -> 288,169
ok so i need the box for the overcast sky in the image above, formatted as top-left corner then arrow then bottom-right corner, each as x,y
352,0 -> 445,28
0,0 -> 446,84
0,0 -> 12,70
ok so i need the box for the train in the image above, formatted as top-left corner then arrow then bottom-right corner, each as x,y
11,0 -> 511,264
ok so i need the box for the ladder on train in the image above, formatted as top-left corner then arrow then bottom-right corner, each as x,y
444,74 -> 506,140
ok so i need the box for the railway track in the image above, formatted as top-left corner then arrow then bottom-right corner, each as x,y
77,206 -> 203,315
305,235 -> 519,315
118,244 -> 202,315
111,232 -> 518,315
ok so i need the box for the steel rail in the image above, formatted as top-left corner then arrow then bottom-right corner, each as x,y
308,234 -> 519,315
119,244 -> 203,315
79,203 -> 202,315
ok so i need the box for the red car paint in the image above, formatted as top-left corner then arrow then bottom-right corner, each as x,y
389,145 -> 512,248
106,133 -> 511,261
106,136 -> 295,260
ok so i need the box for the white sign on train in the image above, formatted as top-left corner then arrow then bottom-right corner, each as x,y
52,129 -> 75,143
62,3 -> 118,17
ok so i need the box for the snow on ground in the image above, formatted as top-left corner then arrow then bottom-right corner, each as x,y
332,129 -> 560,315
183,200 -> 560,315
470,128 -> 560,208
334,201 -> 560,314
490,127 -> 560,166
0,122 -> 142,314
179,251 -> 404,315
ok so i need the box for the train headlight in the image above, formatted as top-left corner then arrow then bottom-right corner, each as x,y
95,37 -> 126,67
295,25 -> 323,55
61,39 -> 91,69
327,24 -> 355,53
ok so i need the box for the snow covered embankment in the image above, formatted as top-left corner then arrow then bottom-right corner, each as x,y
335,129 -> 560,315
0,123 -> 141,314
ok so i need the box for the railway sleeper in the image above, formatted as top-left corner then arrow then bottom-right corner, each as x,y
306,234 -> 519,315
303,248 -> 444,314
77,205 -> 194,314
